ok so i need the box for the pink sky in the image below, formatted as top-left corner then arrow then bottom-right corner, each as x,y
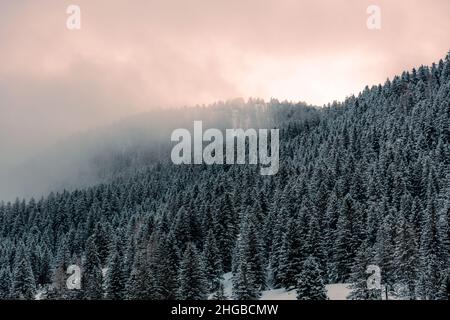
0,0 -> 449,165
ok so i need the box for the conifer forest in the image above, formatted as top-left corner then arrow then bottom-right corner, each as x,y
1,52 -> 449,301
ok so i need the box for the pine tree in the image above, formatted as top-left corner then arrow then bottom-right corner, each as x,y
323,191 -> 340,282
82,236 -> 103,300
296,256 -> 328,300
92,222 -> 112,266
376,208 -> 397,294
172,206 -> 196,252
244,207 -> 266,290
437,202 -> 450,271
416,195 -> 440,300
232,208 -> 266,299
334,195 -> 356,282
393,210 -> 418,299
105,241 -> 126,299
268,206 -> 288,288
37,245 -> 52,286
348,242 -> 381,300
11,248 -> 36,300
0,267 -> 12,299
178,243 -> 207,300
203,229 -> 223,292
278,216 -> 304,288
212,281 -> 228,300
214,193 -> 238,272
145,231 -> 180,300
125,247 -> 149,299
233,258 -> 259,300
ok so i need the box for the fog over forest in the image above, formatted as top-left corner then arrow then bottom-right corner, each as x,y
1,0 -> 449,201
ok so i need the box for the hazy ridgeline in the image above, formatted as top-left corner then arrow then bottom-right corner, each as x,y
0,53 -> 449,300
0,99 -> 316,201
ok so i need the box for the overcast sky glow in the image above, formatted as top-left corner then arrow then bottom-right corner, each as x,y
0,0 -> 449,168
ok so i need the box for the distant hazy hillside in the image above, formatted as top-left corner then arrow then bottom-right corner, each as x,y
0,99 -> 317,201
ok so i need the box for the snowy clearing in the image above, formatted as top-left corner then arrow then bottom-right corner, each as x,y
221,272 -> 352,300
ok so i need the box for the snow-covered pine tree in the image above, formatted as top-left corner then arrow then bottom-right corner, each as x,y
393,205 -> 418,299
296,256 -> 327,300
178,243 -> 207,300
214,194 -> 238,272
268,206 -> 289,288
92,222 -> 112,267
37,244 -> 52,286
125,247 -> 148,299
203,229 -> 223,292
82,236 -> 103,299
153,232 -> 180,299
0,267 -> 12,299
211,281 -> 228,300
278,215 -> 304,288
245,206 -> 266,290
334,195 -> 356,282
105,240 -> 126,299
47,236 -> 79,300
232,207 -> 266,299
48,235 -> 72,298
172,206 -> 196,253
323,190 -> 340,283
11,246 -> 36,300
376,207 -> 397,295
233,259 -> 259,300
348,241 -> 381,300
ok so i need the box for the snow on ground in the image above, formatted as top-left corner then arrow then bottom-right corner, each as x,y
260,284 -> 352,300
35,288 -> 46,300
222,272 -> 233,299
325,284 -> 352,300
260,288 -> 297,300
221,272 -> 352,300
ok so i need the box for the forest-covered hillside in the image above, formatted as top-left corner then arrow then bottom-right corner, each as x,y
0,52 -> 449,300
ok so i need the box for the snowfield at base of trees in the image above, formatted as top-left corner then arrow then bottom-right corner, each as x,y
325,284 -> 353,300
260,288 -> 297,300
222,272 -> 353,300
